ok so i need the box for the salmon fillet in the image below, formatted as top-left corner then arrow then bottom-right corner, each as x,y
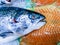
32,0 -> 60,6
56,0 -> 60,6
32,0 -> 55,5
20,4 -> 60,45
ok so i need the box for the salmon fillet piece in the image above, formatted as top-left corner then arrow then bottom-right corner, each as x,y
20,5 -> 60,45
32,0 -> 60,6
56,0 -> 60,6
32,0 -> 55,5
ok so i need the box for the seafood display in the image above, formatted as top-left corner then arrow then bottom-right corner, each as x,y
0,0 -> 60,45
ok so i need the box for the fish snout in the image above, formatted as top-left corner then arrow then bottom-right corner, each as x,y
39,14 -> 46,22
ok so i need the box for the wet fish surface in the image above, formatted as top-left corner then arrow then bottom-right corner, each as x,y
0,7 -> 46,38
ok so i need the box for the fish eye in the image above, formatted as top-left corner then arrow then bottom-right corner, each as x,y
28,13 -> 40,20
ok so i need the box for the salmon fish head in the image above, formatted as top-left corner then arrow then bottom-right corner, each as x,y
0,7 -> 46,43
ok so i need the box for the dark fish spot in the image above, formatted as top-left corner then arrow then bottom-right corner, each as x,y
13,19 -> 18,23
0,31 -> 13,38
7,0 -> 11,2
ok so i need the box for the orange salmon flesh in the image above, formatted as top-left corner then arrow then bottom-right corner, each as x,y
20,5 -> 60,45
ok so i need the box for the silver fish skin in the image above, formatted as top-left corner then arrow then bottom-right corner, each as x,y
0,7 -> 46,43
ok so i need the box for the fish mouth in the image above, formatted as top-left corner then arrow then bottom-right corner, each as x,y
39,18 -> 46,22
